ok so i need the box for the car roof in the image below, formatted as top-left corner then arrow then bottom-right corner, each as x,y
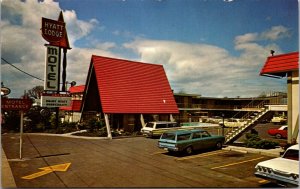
149,121 -> 177,124
164,129 -> 204,135
279,125 -> 287,129
286,144 -> 299,151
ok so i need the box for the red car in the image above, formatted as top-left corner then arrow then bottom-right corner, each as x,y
268,125 -> 287,139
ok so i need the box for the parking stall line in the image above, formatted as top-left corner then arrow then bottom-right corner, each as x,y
151,151 -> 166,155
258,179 -> 270,184
211,156 -> 264,170
175,150 -> 229,161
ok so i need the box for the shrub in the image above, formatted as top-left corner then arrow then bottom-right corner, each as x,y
244,132 -> 279,149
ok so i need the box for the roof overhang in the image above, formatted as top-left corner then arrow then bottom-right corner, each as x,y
260,51 -> 299,78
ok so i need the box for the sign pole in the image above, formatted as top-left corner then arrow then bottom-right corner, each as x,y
62,48 -> 67,92
19,110 -> 24,159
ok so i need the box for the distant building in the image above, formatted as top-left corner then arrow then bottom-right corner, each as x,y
173,92 -> 287,123
60,85 -> 85,122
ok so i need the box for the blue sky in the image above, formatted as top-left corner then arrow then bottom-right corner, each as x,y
58,0 -> 298,55
1,0 -> 298,98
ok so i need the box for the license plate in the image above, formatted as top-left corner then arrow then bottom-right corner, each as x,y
164,148 -> 168,151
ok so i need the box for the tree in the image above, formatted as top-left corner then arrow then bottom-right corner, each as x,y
26,86 -> 44,99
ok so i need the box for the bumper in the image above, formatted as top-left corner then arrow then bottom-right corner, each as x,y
254,172 -> 299,186
158,144 -> 179,152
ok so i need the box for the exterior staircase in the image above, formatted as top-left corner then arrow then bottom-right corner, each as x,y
224,101 -> 273,144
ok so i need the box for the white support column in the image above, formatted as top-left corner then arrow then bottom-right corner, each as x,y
170,114 -> 175,122
287,71 -> 299,144
140,114 -> 146,128
104,113 -> 112,139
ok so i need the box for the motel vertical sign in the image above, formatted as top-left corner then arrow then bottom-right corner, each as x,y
45,45 -> 60,91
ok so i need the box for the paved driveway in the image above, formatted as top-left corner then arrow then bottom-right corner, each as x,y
2,133 -> 277,188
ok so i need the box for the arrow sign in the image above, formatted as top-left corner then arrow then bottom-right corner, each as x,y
22,163 -> 71,180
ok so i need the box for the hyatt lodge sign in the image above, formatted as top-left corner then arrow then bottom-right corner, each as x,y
42,17 -> 65,42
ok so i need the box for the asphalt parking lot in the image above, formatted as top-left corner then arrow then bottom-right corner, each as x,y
2,131 -> 284,188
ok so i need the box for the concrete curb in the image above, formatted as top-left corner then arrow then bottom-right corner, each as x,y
223,145 -> 284,157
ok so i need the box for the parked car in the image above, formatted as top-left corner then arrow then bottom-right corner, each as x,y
158,129 -> 225,155
141,121 -> 179,138
271,116 -> 287,124
219,118 -> 247,127
254,144 -> 299,187
268,125 -> 287,139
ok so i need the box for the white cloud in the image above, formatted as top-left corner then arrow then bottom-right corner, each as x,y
235,25 -> 290,45
1,0 -> 116,97
1,0 -> 289,98
124,32 -> 287,97
260,25 -> 290,41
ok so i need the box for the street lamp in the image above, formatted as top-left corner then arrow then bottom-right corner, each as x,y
65,81 -> 76,91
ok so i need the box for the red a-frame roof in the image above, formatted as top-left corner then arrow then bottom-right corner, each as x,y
260,52 -> 299,78
83,55 -> 179,114
69,85 -> 85,93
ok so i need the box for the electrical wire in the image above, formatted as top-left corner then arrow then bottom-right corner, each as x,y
1,57 -> 44,81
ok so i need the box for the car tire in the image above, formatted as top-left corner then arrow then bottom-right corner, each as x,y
185,146 -> 193,155
216,141 -> 223,149
275,133 -> 282,139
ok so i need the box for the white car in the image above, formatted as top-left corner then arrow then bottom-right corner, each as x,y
254,144 -> 299,187
219,118 -> 247,127
140,121 -> 179,137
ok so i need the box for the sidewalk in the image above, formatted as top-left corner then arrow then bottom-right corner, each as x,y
1,147 -> 17,188
223,145 -> 284,157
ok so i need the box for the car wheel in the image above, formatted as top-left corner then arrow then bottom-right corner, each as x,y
275,133 -> 282,139
185,146 -> 193,155
216,141 -> 223,149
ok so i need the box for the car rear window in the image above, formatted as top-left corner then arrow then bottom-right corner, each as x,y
161,133 -> 176,140
283,149 -> 299,160
177,133 -> 191,141
146,123 -> 155,128
156,124 -> 167,129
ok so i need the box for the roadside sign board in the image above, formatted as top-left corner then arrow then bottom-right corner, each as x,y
41,17 -> 65,42
1,98 -> 32,111
44,45 -> 60,91
41,93 -> 71,107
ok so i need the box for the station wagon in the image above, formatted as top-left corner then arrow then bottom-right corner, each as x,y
158,129 -> 225,155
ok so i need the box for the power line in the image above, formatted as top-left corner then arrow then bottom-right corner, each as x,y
1,57 -> 44,81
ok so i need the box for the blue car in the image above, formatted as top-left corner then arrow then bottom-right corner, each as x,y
158,129 -> 225,155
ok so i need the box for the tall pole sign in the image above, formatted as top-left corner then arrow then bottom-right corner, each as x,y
41,11 -> 71,94
41,12 -> 72,128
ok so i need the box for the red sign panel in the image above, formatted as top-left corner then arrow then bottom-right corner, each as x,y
41,17 -> 65,42
1,98 -> 32,111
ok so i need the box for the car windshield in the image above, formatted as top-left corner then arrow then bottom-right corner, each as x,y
145,123 -> 155,128
283,149 -> 299,160
161,133 -> 176,140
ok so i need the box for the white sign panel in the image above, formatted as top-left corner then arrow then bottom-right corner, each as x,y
41,94 -> 71,107
44,45 -> 59,91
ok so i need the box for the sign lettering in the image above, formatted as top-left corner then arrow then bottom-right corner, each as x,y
1,98 -> 32,111
41,17 -> 65,42
41,94 -> 71,108
44,45 -> 59,91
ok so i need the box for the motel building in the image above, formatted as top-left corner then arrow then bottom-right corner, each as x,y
60,85 -> 85,122
260,51 -> 299,144
79,55 -> 179,137
60,54 -> 293,141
